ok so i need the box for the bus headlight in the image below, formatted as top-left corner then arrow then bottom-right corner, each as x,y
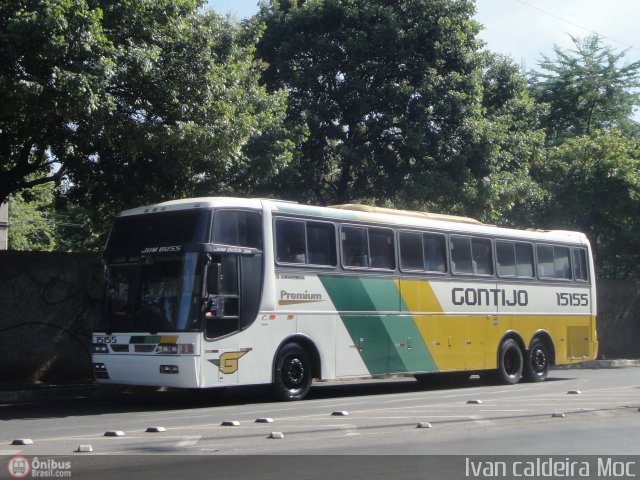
156,344 -> 179,354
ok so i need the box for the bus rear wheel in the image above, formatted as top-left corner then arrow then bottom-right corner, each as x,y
496,339 -> 523,385
523,338 -> 550,382
273,343 -> 312,401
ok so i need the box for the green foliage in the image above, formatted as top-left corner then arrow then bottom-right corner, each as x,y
255,0 -> 545,224
1,0 -> 292,239
65,2 -> 292,235
529,34 -> 640,144
462,52 -> 546,223
257,0 -> 485,207
532,130 -> 640,279
8,183 -> 58,251
0,0 -> 115,204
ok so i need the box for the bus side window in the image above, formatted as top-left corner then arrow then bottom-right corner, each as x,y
400,232 -> 423,270
573,248 -> 589,281
496,241 -> 516,277
423,233 -> 446,273
276,219 -> 306,264
307,222 -> 336,266
213,210 -> 263,249
342,226 -> 369,268
450,237 -> 472,274
369,228 -> 395,269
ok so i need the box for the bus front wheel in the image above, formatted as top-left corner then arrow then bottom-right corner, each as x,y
496,339 -> 523,385
273,343 -> 312,401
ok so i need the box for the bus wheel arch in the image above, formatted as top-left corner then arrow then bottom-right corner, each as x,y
524,332 -> 554,382
495,332 -> 525,385
272,335 -> 320,401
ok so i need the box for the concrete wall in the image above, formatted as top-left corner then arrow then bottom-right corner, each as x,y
0,251 -> 638,384
0,202 -> 7,250
596,280 -> 640,359
0,251 -> 102,383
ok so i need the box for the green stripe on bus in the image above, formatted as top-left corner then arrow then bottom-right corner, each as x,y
129,336 -> 161,344
319,275 -> 438,374
319,275 -> 404,374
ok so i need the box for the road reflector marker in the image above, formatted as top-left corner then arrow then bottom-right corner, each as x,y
221,421 -> 240,426
268,432 -> 285,439
11,439 -> 33,445
75,445 -> 93,453
104,431 -> 125,437
552,412 -> 566,418
146,426 -> 166,433
567,390 -> 581,395
416,422 -> 432,429
467,399 -> 483,404
255,418 -> 274,423
331,411 -> 349,416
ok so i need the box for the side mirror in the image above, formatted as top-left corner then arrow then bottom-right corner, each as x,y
206,262 -> 222,295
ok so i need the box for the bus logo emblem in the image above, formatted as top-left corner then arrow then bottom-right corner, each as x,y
211,351 -> 248,374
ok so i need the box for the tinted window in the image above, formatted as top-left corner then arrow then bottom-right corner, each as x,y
400,232 -> 446,273
515,243 -> 534,277
212,210 -> 262,249
424,234 -> 447,273
537,245 -> 572,279
276,220 -> 306,263
342,226 -> 395,270
106,210 -> 210,253
472,238 -> 493,275
497,241 -> 534,278
450,237 -> 472,274
342,226 -> 369,267
307,222 -> 337,266
276,219 -> 336,266
496,241 -> 516,277
369,228 -> 395,269
573,248 -> 589,282
451,236 -> 492,275
399,232 -> 423,270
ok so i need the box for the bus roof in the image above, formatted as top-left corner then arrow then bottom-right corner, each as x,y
117,197 -> 589,245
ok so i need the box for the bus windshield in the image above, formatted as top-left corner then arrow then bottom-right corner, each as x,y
102,252 -> 204,333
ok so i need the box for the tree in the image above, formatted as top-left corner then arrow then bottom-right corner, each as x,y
532,130 -> 640,279
0,0 -> 114,205
64,3 -> 291,235
1,0 -> 292,237
256,0 -> 485,207
529,34 -> 640,144
461,52 -> 546,223
8,181 -> 58,251
255,0 -> 545,223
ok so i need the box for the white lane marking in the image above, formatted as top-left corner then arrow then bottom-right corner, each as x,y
174,435 -> 201,447
469,415 -> 495,426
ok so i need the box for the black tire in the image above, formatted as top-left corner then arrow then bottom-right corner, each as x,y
496,339 -> 523,385
523,338 -> 550,382
273,343 -> 312,401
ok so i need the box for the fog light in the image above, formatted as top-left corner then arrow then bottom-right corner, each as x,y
160,365 -> 179,374
93,363 -> 110,379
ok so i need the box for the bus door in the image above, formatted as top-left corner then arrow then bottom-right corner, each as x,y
202,252 -> 263,387
203,255 -> 240,386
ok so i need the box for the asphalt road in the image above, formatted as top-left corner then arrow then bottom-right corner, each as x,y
1,368 -> 639,479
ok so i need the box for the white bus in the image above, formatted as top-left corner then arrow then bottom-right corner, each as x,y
92,197 -> 598,400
